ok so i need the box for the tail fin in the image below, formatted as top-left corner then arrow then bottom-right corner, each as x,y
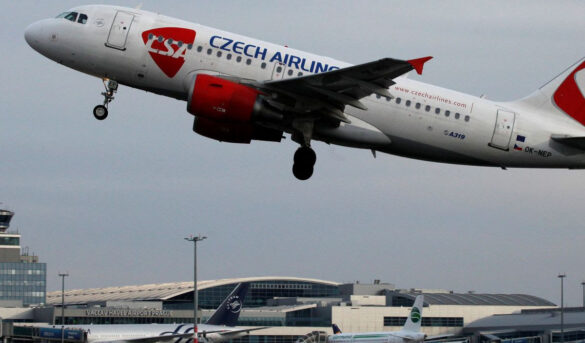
402,295 -> 424,333
515,57 -> 585,126
332,324 -> 342,334
205,283 -> 250,326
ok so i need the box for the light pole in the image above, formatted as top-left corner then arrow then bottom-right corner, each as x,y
558,273 -> 566,343
58,272 -> 69,343
581,281 -> 585,311
185,234 -> 206,343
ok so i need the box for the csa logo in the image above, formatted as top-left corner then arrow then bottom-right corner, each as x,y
226,295 -> 242,314
553,60 -> 585,126
410,307 -> 421,323
141,27 -> 196,78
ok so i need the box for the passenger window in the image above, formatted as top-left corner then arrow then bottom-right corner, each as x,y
64,12 -> 78,22
425,105 -> 431,112
464,115 -> 470,122
216,51 -> 222,58
78,14 -> 88,24
207,49 -> 212,55
435,108 -> 440,114
376,94 -> 381,99
455,113 -> 460,119
226,53 -> 232,60
261,62 -> 267,69
395,98 -> 401,104
406,100 -> 411,107
276,66 -> 283,73
246,59 -> 252,65
197,46 -> 203,53
415,103 -> 421,109
187,44 -> 193,50
236,56 -> 242,63
288,69 -> 293,76
445,110 -> 450,117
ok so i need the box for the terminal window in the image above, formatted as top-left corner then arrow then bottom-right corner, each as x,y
384,317 -> 463,327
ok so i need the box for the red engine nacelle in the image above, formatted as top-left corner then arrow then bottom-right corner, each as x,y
187,74 -> 260,122
194,117 -> 282,144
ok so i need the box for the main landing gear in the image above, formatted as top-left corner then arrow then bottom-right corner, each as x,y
93,79 -> 118,120
292,146 -> 317,180
291,120 -> 317,181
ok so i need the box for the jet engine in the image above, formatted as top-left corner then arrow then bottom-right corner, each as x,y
187,74 -> 283,143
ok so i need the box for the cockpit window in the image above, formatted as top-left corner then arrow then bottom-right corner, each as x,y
56,11 -> 87,24
78,14 -> 88,24
64,12 -> 78,22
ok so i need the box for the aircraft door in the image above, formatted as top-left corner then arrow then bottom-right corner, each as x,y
489,109 -> 516,150
106,11 -> 135,50
271,63 -> 286,80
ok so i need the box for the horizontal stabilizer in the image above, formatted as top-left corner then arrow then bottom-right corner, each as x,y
551,135 -> 585,150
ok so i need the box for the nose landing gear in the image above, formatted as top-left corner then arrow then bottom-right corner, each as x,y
92,79 -> 118,120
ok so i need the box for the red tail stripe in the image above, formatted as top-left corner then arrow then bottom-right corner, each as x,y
553,60 -> 585,126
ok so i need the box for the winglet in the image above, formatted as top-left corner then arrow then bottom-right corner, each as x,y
332,324 -> 342,334
407,56 -> 433,75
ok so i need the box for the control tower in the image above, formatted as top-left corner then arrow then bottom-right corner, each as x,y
0,207 -> 46,307
0,209 -> 14,232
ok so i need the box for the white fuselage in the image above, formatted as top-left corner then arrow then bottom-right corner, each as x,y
25,5 -> 585,169
328,331 -> 425,343
80,323 -> 243,343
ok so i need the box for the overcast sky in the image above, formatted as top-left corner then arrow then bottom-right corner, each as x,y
2,1 -> 585,307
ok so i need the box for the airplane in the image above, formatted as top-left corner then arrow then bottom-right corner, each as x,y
328,295 -> 426,343
48,283 -> 263,343
24,5 -> 585,180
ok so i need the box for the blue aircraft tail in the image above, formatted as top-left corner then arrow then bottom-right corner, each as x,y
205,283 -> 250,327
332,324 -> 342,334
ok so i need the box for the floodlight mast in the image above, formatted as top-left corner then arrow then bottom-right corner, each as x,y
185,234 -> 206,343
58,272 -> 69,343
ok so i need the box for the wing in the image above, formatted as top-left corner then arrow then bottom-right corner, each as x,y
258,56 -> 432,122
97,333 -> 193,343
215,327 -> 267,337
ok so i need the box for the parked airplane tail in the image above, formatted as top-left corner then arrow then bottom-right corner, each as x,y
205,283 -> 250,326
402,295 -> 424,333
515,57 -> 585,126
331,324 -> 342,334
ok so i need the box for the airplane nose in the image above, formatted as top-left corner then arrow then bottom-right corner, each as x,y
24,21 -> 43,49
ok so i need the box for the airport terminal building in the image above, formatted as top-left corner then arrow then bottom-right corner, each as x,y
4,276 -> 574,343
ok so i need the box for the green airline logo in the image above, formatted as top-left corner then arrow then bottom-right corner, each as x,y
410,307 -> 421,323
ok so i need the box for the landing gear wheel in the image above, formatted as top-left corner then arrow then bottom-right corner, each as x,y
293,163 -> 313,181
294,147 -> 317,166
93,105 -> 108,120
292,147 -> 317,180
93,79 -> 118,120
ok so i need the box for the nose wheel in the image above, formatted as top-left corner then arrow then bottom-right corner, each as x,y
93,79 -> 118,120
292,147 -> 317,180
93,105 -> 108,120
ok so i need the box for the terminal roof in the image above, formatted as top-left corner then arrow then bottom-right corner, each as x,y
46,276 -> 340,305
